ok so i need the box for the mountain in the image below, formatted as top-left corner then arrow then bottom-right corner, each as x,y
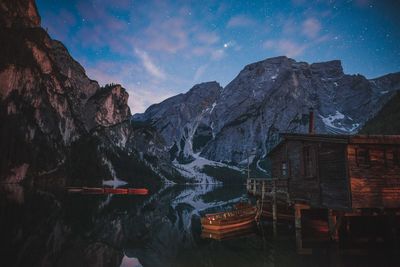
0,0 -> 178,185
360,90 -> 400,134
133,81 -> 221,162
134,56 -> 400,169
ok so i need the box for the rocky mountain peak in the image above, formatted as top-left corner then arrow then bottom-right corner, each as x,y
0,0 -> 41,28
85,84 -> 132,129
140,55 -> 400,166
185,81 -> 221,102
0,0 -> 178,185
310,60 -> 344,78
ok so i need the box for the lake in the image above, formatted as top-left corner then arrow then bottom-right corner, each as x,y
1,183 -> 399,267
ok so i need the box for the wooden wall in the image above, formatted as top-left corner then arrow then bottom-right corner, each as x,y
348,144 -> 400,208
270,140 -> 350,209
318,143 -> 350,209
287,141 -> 321,206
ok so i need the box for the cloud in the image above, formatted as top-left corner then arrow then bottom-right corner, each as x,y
211,49 -> 225,60
134,48 -> 166,80
85,59 -> 175,114
197,32 -> 220,45
263,39 -> 307,57
227,15 -> 256,28
193,64 -> 208,82
129,86 -> 174,114
140,17 -> 189,53
263,33 -> 330,58
302,18 -> 321,39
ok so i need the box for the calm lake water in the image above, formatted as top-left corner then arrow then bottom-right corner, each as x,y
1,183 -> 399,267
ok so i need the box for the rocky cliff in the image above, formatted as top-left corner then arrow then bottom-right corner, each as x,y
360,90 -> 400,134
135,56 -> 400,169
0,0 -> 175,185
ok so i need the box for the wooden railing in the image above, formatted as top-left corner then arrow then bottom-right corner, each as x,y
246,177 -> 290,203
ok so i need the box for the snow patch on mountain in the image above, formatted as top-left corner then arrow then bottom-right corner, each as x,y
173,153 -> 242,184
319,111 -> 360,134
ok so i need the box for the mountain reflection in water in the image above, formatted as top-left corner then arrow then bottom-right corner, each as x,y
1,183 -> 399,267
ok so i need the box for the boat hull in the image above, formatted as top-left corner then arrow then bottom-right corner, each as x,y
67,187 -> 149,195
201,206 -> 257,232
201,226 -> 255,240
201,218 -> 255,232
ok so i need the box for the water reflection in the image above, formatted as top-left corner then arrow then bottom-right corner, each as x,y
1,183 -> 399,267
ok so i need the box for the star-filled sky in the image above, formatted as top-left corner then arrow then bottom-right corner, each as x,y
36,0 -> 400,114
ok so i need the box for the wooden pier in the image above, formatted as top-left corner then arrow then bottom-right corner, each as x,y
248,134 -> 400,253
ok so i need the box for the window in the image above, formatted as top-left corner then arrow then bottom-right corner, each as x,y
281,162 -> 288,177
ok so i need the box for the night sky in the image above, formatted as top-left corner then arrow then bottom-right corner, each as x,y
36,0 -> 400,114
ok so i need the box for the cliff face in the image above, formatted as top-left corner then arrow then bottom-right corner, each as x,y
360,91 -> 400,134
136,56 -> 400,166
133,81 -> 221,162
0,0 -> 41,28
0,0 -> 173,185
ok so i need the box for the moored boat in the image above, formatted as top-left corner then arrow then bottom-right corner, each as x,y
201,203 -> 257,233
128,188 -> 148,195
104,188 -> 128,194
67,187 -> 149,195
67,187 -> 84,193
82,187 -> 104,194
201,225 -> 255,240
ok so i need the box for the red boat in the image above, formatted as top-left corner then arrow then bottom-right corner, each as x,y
82,187 -> 105,194
128,188 -> 148,195
67,187 -> 148,195
104,188 -> 128,194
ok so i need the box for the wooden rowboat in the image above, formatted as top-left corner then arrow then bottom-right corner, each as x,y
201,204 -> 257,232
67,187 -> 148,195
128,188 -> 148,195
83,187 -> 104,194
201,225 -> 255,240
104,188 -> 128,194
67,187 -> 84,193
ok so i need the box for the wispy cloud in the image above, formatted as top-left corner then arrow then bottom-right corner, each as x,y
134,48 -> 167,80
211,49 -> 225,60
197,32 -> 220,45
302,18 -> 321,39
263,39 -> 307,57
85,59 -> 175,114
129,86 -> 174,114
140,17 -> 189,53
193,64 -> 208,82
227,14 -> 256,28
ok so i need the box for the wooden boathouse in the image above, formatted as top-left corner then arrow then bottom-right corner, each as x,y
247,133 -> 400,251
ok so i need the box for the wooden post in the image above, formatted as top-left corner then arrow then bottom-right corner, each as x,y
295,204 -> 302,229
294,204 -> 312,254
272,180 -> 277,222
295,204 -> 304,254
272,180 -> 278,236
253,179 -> 256,195
262,180 -> 265,199
328,209 -> 339,241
